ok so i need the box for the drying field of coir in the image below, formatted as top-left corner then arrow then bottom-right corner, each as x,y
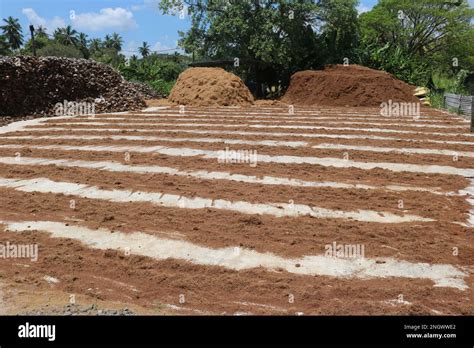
0,105 -> 473,315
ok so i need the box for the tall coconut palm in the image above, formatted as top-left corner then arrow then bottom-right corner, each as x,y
35,26 -> 48,39
110,32 -> 123,51
0,34 -> 10,55
103,34 -> 114,49
1,17 -> 23,50
53,25 -> 78,46
138,41 -> 150,58
89,38 -> 102,53
77,32 -> 90,58
78,32 -> 88,47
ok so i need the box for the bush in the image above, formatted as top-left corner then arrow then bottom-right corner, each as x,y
430,71 -> 470,112
146,79 -> 175,97
91,48 -> 124,67
118,58 -> 184,82
37,43 -> 83,59
153,60 -> 183,81
358,43 -> 431,86
116,55 -> 183,98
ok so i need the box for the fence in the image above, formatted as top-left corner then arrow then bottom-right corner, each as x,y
443,93 -> 474,131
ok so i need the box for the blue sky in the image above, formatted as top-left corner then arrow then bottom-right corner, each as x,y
0,0 -> 192,56
0,0 -> 469,57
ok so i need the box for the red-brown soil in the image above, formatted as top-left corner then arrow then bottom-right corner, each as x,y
281,65 -> 420,107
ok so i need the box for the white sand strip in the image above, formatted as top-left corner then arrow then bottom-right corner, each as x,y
41,122 -> 247,128
81,114 -> 460,121
75,116 -> 467,125
458,179 -> 474,227
0,156 -> 444,194
142,106 -> 170,112
95,111 -> 470,121
138,110 -> 466,119
135,109 -> 464,119
0,177 -> 433,223
37,122 -> 473,137
313,144 -> 474,158
18,127 -> 474,146
72,118 -> 469,130
0,135 -> 306,148
276,121 -> 463,129
0,115 -> 78,135
0,143 -> 472,176
250,125 -> 473,137
1,220 -> 466,289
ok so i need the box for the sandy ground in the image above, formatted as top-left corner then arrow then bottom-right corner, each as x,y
0,105 -> 473,315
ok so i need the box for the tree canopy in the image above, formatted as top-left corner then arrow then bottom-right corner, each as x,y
358,0 -> 474,84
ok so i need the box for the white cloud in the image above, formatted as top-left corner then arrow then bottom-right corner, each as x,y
152,41 -> 181,53
130,0 -> 159,12
71,7 -> 137,31
357,4 -> 371,14
152,41 -> 173,52
122,39 -> 180,59
123,40 -> 140,58
21,8 -> 66,34
131,4 -> 144,12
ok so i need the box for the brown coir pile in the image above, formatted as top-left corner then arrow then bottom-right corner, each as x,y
168,67 -> 254,106
281,64 -> 419,107
0,56 -> 147,117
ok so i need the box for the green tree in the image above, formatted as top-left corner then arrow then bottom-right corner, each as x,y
78,32 -> 88,47
359,0 -> 474,84
89,38 -> 102,54
103,34 -> 114,49
139,41 -> 150,57
92,47 -> 124,67
22,35 -> 50,54
111,32 -> 123,51
159,0 -> 324,95
0,34 -> 10,55
319,0 -> 360,64
78,32 -> 90,59
53,25 -> 79,46
1,16 -> 24,50
35,26 -> 48,39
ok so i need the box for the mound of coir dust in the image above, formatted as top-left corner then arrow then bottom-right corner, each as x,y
168,67 -> 254,106
0,56 -> 146,117
281,64 -> 419,107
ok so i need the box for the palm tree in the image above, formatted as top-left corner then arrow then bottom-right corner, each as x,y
1,17 -> 23,50
78,32 -> 88,46
0,34 -> 10,55
89,38 -> 102,53
110,32 -> 123,51
53,25 -> 78,46
103,34 -> 114,49
35,26 -> 48,39
77,32 -> 90,58
138,41 -> 150,58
